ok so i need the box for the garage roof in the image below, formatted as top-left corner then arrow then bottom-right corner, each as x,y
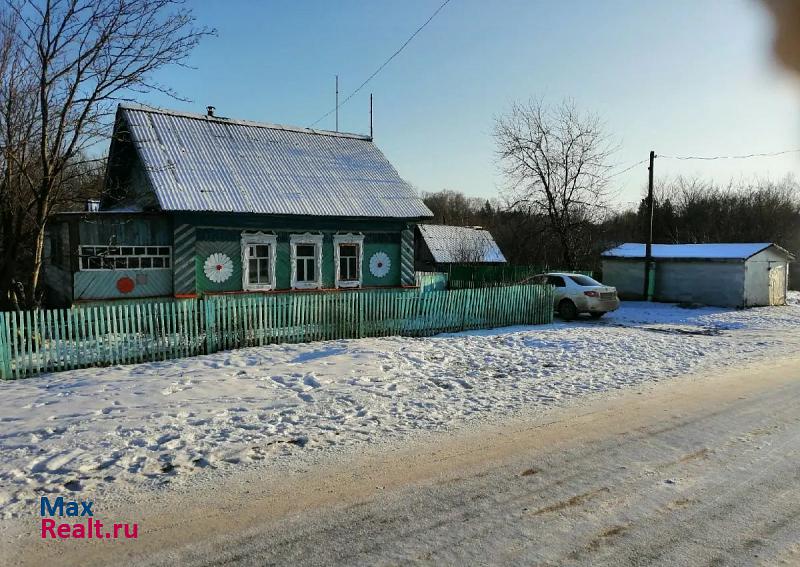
602,243 -> 795,261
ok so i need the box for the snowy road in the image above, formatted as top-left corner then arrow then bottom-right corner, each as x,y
0,297 -> 798,519
158,358 -> 800,567
5,355 -> 799,566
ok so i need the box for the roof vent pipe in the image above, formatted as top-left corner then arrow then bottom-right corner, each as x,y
206,106 -> 215,117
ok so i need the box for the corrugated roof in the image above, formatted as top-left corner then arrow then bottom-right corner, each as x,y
418,225 -> 507,264
117,104 -> 433,218
602,243 -> 794,260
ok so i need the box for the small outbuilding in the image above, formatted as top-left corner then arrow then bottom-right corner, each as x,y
415,225 -> 506,272
601,243 -> 794,307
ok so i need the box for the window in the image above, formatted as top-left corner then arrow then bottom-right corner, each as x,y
296,245 -> 316,282
290,234 -> 323,289
241,232 -> 277,291
547,275 -> 566,288
333,234 -> 364,288
339,245 -> 358,279
568,274 -> 601,287
247,245 -> 271,284
79,245 -> 171,271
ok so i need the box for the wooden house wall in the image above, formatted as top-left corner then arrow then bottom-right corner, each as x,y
181,213 -> 411,295
45,211 -> 419,304
45,214 -> 174,303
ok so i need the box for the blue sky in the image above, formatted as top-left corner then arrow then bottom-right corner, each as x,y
143,0 -> 800,206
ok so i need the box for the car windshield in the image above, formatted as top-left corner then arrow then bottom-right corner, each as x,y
568,275 -> 602,287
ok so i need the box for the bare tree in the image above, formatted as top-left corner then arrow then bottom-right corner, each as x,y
450,234 -> 486,264
0,11 -> 40,307
494,99 -> 616,268
1,0 -> 213,306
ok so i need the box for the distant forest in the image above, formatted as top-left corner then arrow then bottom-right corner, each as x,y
421,176 -> 800,281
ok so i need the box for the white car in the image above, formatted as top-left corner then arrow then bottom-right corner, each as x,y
531,272 -> 620,320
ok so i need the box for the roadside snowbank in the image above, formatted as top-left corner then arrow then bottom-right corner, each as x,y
0,297 -> 798,517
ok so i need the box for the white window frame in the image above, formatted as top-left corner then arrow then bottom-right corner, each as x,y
333,233 -> 364,288
79,245 -> 171,271
241,232 -> 278,291
290,233 -> 324,290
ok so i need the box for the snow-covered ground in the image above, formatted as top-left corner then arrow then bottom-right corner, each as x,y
1,295 -> 798,518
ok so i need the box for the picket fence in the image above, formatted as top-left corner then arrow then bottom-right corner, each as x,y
0,284 -> 553,379
447,265 -> 594,290
415,271 -> 449,293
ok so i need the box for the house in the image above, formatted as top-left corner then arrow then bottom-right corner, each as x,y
601,243 -> 794,307
42,104 -> 433,306
414,224 -> 506,272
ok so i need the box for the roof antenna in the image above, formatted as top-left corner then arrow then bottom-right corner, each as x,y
369,93 -> 373,140
335,75 -> 339,132
206,106 -> 215,117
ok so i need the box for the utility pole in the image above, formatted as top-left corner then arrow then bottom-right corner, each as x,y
643,150 -> 656,300
335,75 -> 339,132
369,93 -> 373,139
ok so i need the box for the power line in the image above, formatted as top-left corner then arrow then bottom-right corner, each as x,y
659,149 -> 800,161
608,159 -> 649,178
308,0 -> 452,129
608,148 -> 800,179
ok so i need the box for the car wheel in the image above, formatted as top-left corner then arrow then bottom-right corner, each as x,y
590,312 -> 605,319
558,300 -> 578,321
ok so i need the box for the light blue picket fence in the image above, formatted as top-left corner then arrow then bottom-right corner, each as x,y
0,284 -> 553,379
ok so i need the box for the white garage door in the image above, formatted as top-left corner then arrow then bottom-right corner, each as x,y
769,265 -> 787,306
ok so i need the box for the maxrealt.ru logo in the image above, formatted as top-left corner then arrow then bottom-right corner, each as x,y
40,496 -> 138,540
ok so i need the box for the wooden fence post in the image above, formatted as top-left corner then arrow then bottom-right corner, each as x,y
0,312 -> 12,379
204,298 -> 216,354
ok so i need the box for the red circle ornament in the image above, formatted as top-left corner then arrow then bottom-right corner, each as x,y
116,276 -> 135,294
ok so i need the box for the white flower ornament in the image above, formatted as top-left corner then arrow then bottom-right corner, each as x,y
369,252 -> 391,278
204,252 -> 233,283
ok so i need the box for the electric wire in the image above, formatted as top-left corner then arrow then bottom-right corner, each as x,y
659,149 -> 800,161
308,0 -> 452,129
608,159 -> 649,178
609,148 -> 800,179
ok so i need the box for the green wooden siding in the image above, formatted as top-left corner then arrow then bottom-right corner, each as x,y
0,284 -> 553,379
362,242 -> 400,286
195,236 -> 242,293
173,223 -> 197,294
192,225 -> 405,294
77,215 -> 172,246
400,228 -> 415,285
74,270 -> 173,300
173,211 -> 411,233
50,212 -> 424,303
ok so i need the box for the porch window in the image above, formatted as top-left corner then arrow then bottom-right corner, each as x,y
240,233 -> 277,291
79,245 -> 171,271
290,234 -> 323,289
333,233 -> 364,288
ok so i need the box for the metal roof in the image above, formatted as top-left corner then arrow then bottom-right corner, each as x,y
418,224 -> 507,264
117,104 -> 433,219
602,243 -> 795,261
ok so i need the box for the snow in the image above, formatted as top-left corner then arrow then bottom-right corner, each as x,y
602,242 -> 779,259
0,295 -> 798,518
417,224 -> 507,263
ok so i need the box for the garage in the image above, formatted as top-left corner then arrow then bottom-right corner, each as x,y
601,243 -> 795,307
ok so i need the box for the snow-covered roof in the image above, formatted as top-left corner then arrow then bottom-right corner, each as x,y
418,225 -> 507,264
113,104 -> 433,219
602,243 -> 794,261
